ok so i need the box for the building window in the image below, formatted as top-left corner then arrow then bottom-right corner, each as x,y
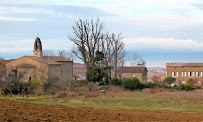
188,72 -> 194,77
196,72 -> 202,77
182,72 -> 187,77
182,81 -> 185,84
133,74 -> 136,78
172,72 -> 178,77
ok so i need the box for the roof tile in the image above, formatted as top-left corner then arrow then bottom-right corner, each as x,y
117,66 -> 147,73
166,63 -> 203,67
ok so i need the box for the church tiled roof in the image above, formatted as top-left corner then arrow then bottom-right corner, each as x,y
166,63 -> 203,67
15,63 -> 36,68
0,59 -> 15,65
23,56 -> 73,65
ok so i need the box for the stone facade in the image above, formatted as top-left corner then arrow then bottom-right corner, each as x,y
166,63 -> 203,87
117,66 -> 148,83
6,56 -> 47,83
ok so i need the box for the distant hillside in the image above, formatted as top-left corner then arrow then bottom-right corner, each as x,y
147,67 -> 166,82
73,63 -> 167,80
147,67 -> 166,77
73,63 -> 86,79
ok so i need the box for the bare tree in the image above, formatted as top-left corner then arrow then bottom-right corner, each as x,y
109,33 -> 125,79
42,49 -> 57,56
128,52 -> 146,66
0,67 -> 30,98
58,50 -> 75,60
125,52 -> 146,79
69,18 -> 126,81
69,18 -> 104,69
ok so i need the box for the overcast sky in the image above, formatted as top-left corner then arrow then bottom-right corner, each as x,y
0,0 -> 203,67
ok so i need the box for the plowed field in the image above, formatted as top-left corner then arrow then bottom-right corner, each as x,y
0,98 -> 202,121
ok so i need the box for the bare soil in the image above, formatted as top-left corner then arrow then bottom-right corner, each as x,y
0,98 -> 202,121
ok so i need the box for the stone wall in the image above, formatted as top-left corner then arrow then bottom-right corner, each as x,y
17,68 -> 36,82
48,65 -> 62,81
142,71 -> 147,84
48,61 -> 73,84
119,73 -> 144,83
6,57 -> 48,84
61,61 -> 73,83
167,66 -> 203,86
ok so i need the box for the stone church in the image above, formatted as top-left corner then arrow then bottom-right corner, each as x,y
5,37 -> 73,84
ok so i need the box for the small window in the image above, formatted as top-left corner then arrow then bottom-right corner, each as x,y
182,81 -> 185,84
172,72 -> 178,77
188,72 -> 194,77
196,72 -> 202,77
182,72 -> 187,77
133,74 -> 136,78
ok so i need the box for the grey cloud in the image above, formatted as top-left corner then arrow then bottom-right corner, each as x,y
0,4 -> 110,16
193,4 -> 203,10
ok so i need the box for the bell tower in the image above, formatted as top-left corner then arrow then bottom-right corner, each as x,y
33,37 -> 42,57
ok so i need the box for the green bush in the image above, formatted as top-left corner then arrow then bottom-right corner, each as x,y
86,67 -> 104,82
27,78 -> 39,94
1,87 -> 10,95
180,84 -> 185,90
164,77 -> 176,85
179,84 -> 192,91
122,78 -> 143,90
173,84 -> 178,88
184,84 -> 192,91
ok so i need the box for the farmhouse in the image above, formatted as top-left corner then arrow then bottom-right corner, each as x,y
117,66 -> 148,83
4,37 -> 73,84
166,63 -> 202,87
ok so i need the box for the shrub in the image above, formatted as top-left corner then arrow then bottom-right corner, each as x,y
173,84 -> 178,89
86,67 -> 104,82
184,84 -> 192,91
164,77 -> 176,85
122,78 -> 143,90
27,78 -> 39,94
111,79 -> 122,86
180,84 -> 185,90
179,84 -> 192,91
1,87 -> 10,95
187,79 -> 195,87
75,80 -> 87,87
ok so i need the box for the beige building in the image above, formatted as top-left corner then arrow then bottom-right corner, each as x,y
166,63 -> 202,87
117,66 -> 148,83
0,59 -> 13,78
5,37 -> 73,84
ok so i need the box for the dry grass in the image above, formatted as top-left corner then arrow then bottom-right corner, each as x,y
1,86 -> 203,112
149,90 -> 203,101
